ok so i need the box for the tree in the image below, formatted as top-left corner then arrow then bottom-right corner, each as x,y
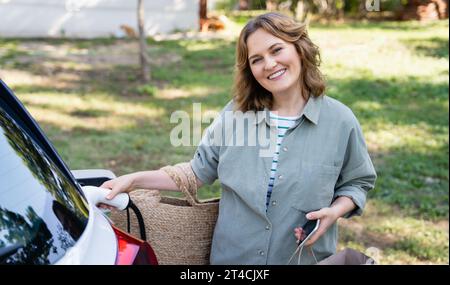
200,0 -> 208,30
239,0 -> 251,10
137,0 -> 150,82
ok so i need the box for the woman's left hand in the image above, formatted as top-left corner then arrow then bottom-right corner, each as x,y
294,207 -> 340,247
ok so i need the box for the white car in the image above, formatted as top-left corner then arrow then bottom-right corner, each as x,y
0,79 -> 158,265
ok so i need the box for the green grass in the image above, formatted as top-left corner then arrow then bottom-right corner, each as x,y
0,18 -> 448,264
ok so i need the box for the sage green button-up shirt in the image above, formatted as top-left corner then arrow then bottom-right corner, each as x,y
190,95 -> 377,265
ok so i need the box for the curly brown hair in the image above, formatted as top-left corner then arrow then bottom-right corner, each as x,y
233,12 -> 326,112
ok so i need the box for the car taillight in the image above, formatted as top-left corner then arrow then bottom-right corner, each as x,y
112,226 -> 158,265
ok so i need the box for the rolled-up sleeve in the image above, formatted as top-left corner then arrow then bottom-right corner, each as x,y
190,125 -> 220,185
334,116 -> 377,218
190,101 -> 233,185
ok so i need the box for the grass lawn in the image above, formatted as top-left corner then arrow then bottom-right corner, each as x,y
0,18 -> 448,264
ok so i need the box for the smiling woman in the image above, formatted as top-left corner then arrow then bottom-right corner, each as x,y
233,12 -> 325,114
102,12 -> 377,265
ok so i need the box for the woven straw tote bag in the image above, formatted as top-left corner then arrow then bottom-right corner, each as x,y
109,163 -> 219,265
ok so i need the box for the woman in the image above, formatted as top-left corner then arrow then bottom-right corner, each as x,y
102,12 -> 377,265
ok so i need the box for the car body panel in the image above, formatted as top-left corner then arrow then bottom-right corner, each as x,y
55,203 -> 117,265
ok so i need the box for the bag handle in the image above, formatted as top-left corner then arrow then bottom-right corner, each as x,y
287,243 -> 318,265
176,163 -> 198,196
160,163 -> 203,207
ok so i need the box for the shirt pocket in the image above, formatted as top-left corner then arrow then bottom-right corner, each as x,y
290,161 -> 340,212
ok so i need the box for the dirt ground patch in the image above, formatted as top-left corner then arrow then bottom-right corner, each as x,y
1,40 -> 182,90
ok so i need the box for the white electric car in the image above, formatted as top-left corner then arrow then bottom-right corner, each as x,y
0,80 -> 158,265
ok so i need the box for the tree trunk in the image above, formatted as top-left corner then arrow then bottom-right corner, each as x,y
290,0 -> 300,16
266,0 -> 279,11
239,0 -> 251,10
336,0 -> 345,20
358,0 -> 368,19
296,0 -> 311,22
137,0 -> 150,82
199,0 -> 208,31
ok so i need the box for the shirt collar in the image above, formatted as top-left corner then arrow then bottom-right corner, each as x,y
254,95 -> 323,126
302,95 -> 322,125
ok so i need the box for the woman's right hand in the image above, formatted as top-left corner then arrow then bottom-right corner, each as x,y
98,169 -> 182,210
100,173 -> 138,200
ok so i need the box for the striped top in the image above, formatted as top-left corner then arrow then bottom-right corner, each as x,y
266,112 -> 300,210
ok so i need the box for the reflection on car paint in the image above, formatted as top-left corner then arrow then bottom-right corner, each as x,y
0,107 -> 89,264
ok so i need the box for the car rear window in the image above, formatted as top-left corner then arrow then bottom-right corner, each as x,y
0,107 -> 89,264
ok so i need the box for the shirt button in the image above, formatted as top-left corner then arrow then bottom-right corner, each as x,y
271,200 -> 277,206
282,147 -> 288,152
278,175 -> 283,180
258,250 -> 265,256
265,225 -> 270,230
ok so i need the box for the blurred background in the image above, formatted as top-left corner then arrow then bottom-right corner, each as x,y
0,0 -> 448,264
